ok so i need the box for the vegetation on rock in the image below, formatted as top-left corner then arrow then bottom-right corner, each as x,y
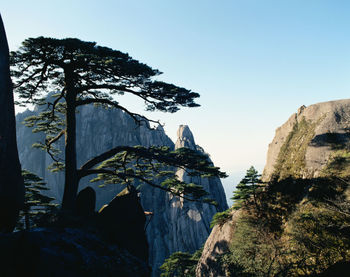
160,248 -> 202,277
273,117 -> 320,180
208,176 -> 350,276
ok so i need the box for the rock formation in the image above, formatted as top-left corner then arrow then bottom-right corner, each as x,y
196,210 -> 239,277
16,106 -> 228,276
196,99 -> 350,277
263,99 -> 350,181
98,186 -> 148,262
0,14 -> 24,232
75,186 -> 96,217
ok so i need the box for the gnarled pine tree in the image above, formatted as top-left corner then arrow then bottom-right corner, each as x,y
11,37 -> 226,212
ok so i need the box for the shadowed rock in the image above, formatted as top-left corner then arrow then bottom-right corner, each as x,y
0,228 -> 150,277
98,186 -> 148,262
0,13 -> 24,232
76,186 -> 96,217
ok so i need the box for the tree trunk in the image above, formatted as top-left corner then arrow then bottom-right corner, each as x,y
0,14 -> 24,232
61,70 -> 79,212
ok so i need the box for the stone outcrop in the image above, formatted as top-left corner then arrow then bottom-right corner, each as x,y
0,14 -> 24,232
16,107 -> 228,276
98,186 -> 148,262
196,210 -> 239,277
262,99 -> 350,181
75,186 -> 96,217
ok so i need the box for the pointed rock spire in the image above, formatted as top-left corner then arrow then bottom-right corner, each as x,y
175,125 -> 196,150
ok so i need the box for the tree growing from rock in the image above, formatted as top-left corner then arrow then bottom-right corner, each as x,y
10,37 -> 226,212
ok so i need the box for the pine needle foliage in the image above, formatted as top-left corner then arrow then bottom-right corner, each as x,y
18,170 -> 57,230
160,248 -> 203,277
231,166 -> 262,210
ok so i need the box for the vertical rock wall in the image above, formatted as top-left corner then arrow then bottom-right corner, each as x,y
16,106 -> 228,276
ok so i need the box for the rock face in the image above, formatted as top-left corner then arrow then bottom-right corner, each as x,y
196,99 -> 350,277
196,210 -> 239,277
16,107 -> 228,276
147,125 -> 228,275
262,99 -> 350,182
0,14 -> 24,232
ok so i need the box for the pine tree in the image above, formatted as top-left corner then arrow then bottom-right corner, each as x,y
160,248 -> 202,277
18,170 -> 57,230
232,166 -> 262,210
10,37 -> 226,212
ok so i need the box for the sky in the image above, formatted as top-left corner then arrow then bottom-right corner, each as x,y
2,1 -> 350,204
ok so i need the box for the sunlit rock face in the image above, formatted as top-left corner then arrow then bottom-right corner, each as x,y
196,210 -> 239,277
262,99 -> 350,182
16,107 -> 228,276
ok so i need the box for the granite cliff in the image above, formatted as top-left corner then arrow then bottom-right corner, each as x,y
263,99 -> 350,181
196,99 -> 350,276
16,105 -> 228,276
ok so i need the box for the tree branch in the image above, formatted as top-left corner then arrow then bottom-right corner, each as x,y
77,169 -> 203,202
80,146 -> 137,171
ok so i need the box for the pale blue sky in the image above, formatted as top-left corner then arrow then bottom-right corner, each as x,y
2,1 -> 350,202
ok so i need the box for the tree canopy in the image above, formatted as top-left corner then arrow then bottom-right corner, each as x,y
11,36 -> 226,211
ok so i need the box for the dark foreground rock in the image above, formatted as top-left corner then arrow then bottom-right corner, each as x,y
0,227 -> 150,277
98,186 -> 148,262
0,13 -> 24,232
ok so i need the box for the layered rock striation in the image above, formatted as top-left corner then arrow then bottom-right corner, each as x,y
16,106 -> 228,276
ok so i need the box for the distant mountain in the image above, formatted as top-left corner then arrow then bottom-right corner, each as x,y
16,105 -> 228,276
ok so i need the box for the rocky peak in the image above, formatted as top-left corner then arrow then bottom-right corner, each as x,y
262,98 -> 350,182
16,107 -> 228,277
175,125 -> 196,150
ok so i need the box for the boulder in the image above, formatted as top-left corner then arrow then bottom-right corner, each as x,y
76,186 -> 96,217
98,186 -> 148,262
